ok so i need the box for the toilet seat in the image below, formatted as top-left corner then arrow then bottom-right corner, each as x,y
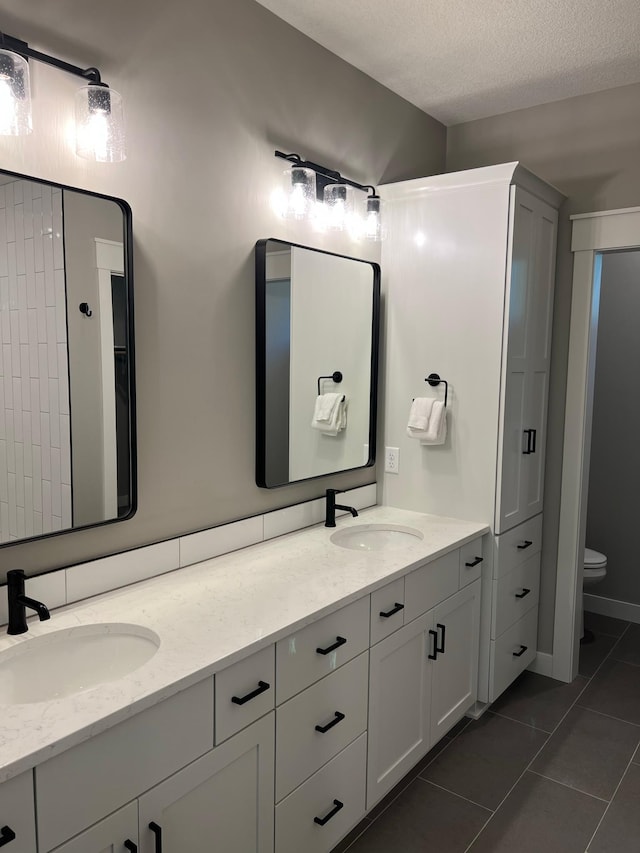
584,548 -> 607,569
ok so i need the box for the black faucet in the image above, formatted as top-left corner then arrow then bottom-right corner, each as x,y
6,569 -> 51,635
325,489 -> 359,528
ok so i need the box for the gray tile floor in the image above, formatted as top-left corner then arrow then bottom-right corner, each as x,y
332,612 -> 640,853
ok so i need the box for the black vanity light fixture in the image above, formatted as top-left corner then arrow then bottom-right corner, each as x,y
273,150 -> 383,241
0,32 -> 125,162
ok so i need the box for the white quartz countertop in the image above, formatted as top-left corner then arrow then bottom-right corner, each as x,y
0,506 -> 488,782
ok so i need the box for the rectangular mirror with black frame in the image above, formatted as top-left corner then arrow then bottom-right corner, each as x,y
0,169 -> 136,546
256,238 -> 380,488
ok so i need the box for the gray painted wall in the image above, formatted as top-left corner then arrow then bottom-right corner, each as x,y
0,0 -> 445,579
586,250 -> 640,606
447,81 -> 640,652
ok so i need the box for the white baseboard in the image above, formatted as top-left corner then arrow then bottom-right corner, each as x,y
527,651 -> 553,678
584,593 -> 640,625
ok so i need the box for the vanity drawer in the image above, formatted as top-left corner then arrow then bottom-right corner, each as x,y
276,651 -> 368,802
276,596 -> 369,704
404,550 -> 459,623
489,606 -> 538,702
36,677 -> 214,852
370,578 -> 405,645
275,733 -> 367,853
494,515 -> 543,579
459,538 -> 484,588
0,771 -> 37,853
492,553 -> 540,639
215,644 -> 275,744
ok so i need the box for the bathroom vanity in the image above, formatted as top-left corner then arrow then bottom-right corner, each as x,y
0,506 -> 487,853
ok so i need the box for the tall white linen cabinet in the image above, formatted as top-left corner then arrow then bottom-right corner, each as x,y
380,163 -> 564,706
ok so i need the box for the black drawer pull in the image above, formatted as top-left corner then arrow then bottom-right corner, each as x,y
517,540 -> 533,550
513,645 -> 528,657
380,602 -> 404,618
523,429 -> 533,454
314,799 -> 344,826
465,556 -> 483,568
231,680 -> 270,705
428,629 -> 438,660
316,636 -> 347,655
0,827 -> 16,847
315,711 -> 345,733
436,623 -> 446,654
124,842 -> 138,852
515,588 -> 531,599
149,821 -> 162,853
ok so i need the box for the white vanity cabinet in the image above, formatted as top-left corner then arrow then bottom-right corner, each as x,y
367,579 -> 481,807
0,771 -> 37,853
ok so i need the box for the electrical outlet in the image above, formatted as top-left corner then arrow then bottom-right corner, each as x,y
385,446 -> 400,474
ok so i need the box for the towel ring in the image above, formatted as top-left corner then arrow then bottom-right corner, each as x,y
317,371 -> 343,396
425,373 -> 448,407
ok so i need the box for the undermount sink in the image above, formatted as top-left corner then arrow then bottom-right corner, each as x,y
330,523 -> 424,552
0,623 -> 160,705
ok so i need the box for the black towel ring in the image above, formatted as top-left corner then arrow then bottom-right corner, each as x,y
425,373 -> 448,407
317,371 -> 343,396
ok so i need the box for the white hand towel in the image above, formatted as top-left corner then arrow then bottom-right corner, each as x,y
313,392 -> 342,423
312,396 -> 348,435
420,401 -> 447,445
407,397 -> 434,431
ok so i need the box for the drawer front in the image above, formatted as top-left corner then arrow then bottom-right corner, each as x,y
276,652 -> 368,802
494,515 -> 543,579
36,678 -> 214,852
459,538 -> 484,588
489,606 -> 538,702
404,550 -> 459,623
493,553 -> 540,639
276,597 -> 369,704
49,802 -> 138,853
216,644 -> 275,744
370,578 -> 405,646
0,771 -> 37,853
275,734 -> 367,853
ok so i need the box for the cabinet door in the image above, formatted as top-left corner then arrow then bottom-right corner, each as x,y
496,186 -> 557,532
138,713 -> 274,853
429,580 -> 481,745
50,803 -> 138,853
0,771 -> 36,853
366,613 -> 431,809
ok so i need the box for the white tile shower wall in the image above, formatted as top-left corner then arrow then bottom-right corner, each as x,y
0,181 -> 71,541
0,485 -> 377,623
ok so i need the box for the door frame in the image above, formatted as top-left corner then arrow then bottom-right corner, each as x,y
554,206 -> 640,682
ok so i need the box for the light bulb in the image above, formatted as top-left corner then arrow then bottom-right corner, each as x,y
324,184 -> 353,231
284,166 -> 316,219
364,195 -> 383,242
0,49 -> 32,136
75,84 -> 125,162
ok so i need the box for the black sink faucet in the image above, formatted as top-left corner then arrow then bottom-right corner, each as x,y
6,569 -> 51,635
325,489 -> 359,528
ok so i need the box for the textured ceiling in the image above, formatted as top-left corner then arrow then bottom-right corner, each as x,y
254,0 -> 640,125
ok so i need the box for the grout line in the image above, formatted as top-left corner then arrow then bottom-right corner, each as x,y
416,777 -> 494,813
462,638 -> 613,852
526,769 -> 610,803
608,656 -> 640,669
341,821 -> 373,853
573,703 -> 640,729
584,753 -> 638,851
487,708 -> 553,734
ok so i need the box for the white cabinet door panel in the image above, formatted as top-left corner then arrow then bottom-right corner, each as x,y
0,771 -> 36,853
50,802 -> 137,853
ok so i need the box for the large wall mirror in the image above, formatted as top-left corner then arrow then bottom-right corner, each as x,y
0,170 -> 135,546
256,239 -> 380,488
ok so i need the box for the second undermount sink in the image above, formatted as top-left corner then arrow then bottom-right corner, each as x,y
0,623 -> 160,705
330,523 -> 424,552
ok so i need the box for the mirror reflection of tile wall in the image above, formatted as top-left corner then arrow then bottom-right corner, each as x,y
0,180 -> 72,542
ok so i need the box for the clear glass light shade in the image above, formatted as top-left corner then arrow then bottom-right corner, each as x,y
363,195 -> 384,241
0,49 -> 32,136
279,166 -> 316,219
323,183 -> 354,231
75,85 -> 126,163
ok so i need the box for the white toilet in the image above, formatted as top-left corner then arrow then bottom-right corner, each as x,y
581,548 -> 608,642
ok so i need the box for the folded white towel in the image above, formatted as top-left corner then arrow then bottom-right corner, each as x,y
420,401 -> 447,445
312,395 -> 348,435
313,392 -> 342,423
407,397 -> 434,431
